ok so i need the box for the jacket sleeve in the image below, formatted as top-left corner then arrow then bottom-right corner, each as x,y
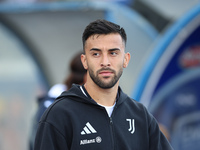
34,121 -> 69,150
147,111 -> 174,150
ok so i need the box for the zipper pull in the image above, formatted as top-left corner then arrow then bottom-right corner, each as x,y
110,117 -> 113,124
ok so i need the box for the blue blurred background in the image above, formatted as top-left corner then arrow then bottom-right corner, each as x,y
0,0 -> 200,149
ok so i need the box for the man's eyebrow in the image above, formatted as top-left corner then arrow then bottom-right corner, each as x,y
90,48 -> 120,51
90,48 -> 101,51
109,48 -> 121,51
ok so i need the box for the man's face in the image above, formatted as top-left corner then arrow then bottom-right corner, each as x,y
81,33 -> 130,89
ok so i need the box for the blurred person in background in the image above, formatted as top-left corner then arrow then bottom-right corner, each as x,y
29,51 -> 87,150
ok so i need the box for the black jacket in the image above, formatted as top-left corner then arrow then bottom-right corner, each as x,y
34,84 -> 173,150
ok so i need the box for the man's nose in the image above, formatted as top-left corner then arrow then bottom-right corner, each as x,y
101,54 -> 111,67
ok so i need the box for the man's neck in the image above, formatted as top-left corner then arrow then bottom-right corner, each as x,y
84,82 -> 118,106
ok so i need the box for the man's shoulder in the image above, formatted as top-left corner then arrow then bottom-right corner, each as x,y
49,95 -> 79,111
39,97 -> 76,121
123,96 -> 148,112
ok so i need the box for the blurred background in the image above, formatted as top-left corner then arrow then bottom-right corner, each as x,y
0,0 -> 200,150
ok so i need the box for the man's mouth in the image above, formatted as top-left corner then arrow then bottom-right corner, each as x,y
99,71 -> 113,76
97,68 -> 115,77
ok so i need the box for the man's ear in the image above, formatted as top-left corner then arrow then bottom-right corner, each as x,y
81,54 -> 88,70
123,52 -> 131,68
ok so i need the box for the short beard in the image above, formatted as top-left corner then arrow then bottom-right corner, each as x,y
89,67 -> 123,89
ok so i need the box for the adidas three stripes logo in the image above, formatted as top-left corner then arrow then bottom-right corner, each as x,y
81,122 -> 97,135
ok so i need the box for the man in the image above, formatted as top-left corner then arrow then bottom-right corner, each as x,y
34,19 -> 173,150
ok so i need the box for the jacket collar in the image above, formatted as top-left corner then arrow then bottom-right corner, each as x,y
57,84 -> 128,106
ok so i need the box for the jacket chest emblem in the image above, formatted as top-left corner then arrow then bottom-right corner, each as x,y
81,122 -> 97,135
126,119 -> 135,134
80,122 -> 102,145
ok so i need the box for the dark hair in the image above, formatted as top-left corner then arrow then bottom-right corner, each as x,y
64,51 -> 87,89
82,19 -> 127,51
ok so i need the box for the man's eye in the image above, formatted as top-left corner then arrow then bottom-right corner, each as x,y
111,52 -> 117,55
93,53 -> 100,56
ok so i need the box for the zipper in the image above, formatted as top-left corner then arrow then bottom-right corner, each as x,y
110,117 -> 115,150
99,104 -> 117,150
110,105 -> 118,150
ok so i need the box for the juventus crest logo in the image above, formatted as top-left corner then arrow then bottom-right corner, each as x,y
126,119 -> 135,134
